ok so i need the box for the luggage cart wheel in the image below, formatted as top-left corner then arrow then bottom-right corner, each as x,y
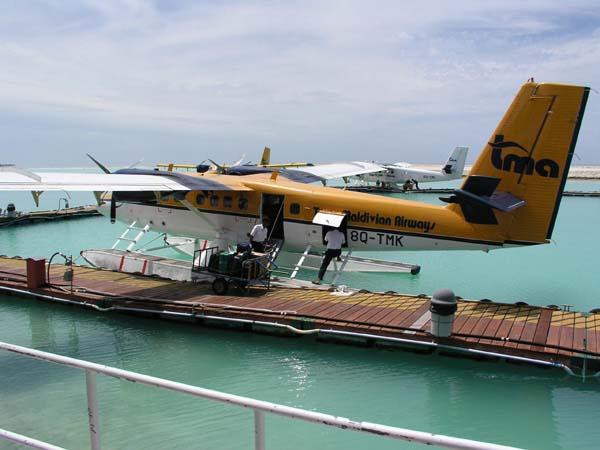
212,277 -> 229,295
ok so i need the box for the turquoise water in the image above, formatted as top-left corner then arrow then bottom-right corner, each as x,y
1,178 -> 600,449
2,296 -> 600,449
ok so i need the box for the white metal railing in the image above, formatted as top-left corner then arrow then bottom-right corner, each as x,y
0,341 -> 522,450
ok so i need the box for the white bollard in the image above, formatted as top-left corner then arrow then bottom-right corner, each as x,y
429,288 -> 458,337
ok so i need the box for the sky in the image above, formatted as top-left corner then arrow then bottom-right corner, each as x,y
0,0 -> 599,167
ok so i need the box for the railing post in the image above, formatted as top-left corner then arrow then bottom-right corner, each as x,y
85,369 -> 101,450
254,410 -> 265,450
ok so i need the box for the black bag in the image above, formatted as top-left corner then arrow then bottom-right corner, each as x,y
231,255 -> 245,277
208,253 -> 219,272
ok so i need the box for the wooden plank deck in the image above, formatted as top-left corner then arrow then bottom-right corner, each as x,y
1,256 -> 599,372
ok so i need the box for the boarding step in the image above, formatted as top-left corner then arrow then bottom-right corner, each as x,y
112,221 -> 151,251
265,238 -> 285,265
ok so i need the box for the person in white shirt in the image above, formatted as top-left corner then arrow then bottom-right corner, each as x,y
247,218 -> 269,253
313,228 -> 346,285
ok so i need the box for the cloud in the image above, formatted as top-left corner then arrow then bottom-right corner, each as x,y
0,0 -> 598,165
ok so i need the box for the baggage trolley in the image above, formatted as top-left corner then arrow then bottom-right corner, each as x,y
191,246 -> 275,295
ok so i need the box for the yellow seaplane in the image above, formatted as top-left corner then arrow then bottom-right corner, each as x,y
0,82 -> 590,280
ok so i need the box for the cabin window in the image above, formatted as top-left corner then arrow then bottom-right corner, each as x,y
289,203 -> 300,215
223,196 -> 232,208
210,195 -> 219,207
196,194 -> 205,205
238,197 -> 248,210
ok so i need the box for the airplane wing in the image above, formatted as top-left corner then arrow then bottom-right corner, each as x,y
0,167 -> 251,192
294,161 -> 384,180
219,165 -> 324,184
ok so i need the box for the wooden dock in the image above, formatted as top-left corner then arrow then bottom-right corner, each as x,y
1,256 -> 598,375
0,205 -> 100,227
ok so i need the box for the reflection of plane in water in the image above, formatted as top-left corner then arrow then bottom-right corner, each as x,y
351,146 -> 469,190
0,82 -> 590,272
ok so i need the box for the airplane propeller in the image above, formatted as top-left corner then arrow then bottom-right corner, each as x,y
231,154 -> 246,167
86,154 -> 120,223
207,154 -> 248,174
86,153 -> 111,174
127,158 -> 144,169
208,159 -> 225,174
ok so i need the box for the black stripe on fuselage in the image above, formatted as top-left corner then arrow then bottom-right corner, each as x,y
284,218 -> 504,248
123,201 -> 506,248
117,200 -> 260,220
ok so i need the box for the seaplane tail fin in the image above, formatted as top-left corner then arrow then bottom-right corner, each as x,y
444,82 -> 589,245
441,146 -> 468,176
259,147 -> 271,166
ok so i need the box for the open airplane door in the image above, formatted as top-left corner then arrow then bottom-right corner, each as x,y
312,211 -> 345,227
312,211 -> 348,247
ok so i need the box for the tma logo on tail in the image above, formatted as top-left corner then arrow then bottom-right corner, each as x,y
489,135 -> 559,178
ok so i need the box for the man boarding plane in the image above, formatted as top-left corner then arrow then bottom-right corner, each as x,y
350,146 -> 468,189
0,82 -> 590,261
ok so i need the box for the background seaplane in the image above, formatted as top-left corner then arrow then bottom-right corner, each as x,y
0,82 -> 590,284
155,146 -> 314,174
152,145 -> 468,191
350,146 -> 469,189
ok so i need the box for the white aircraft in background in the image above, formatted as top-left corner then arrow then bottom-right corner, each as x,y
351,146 -> 468,189
150,146 -> 468,192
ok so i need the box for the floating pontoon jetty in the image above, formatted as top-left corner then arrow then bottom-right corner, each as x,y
0,205 -> 100,227
0,255 -> 598,376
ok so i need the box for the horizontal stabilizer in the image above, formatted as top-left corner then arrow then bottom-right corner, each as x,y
441,175 -> 525,224
461,175 -> 499,196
